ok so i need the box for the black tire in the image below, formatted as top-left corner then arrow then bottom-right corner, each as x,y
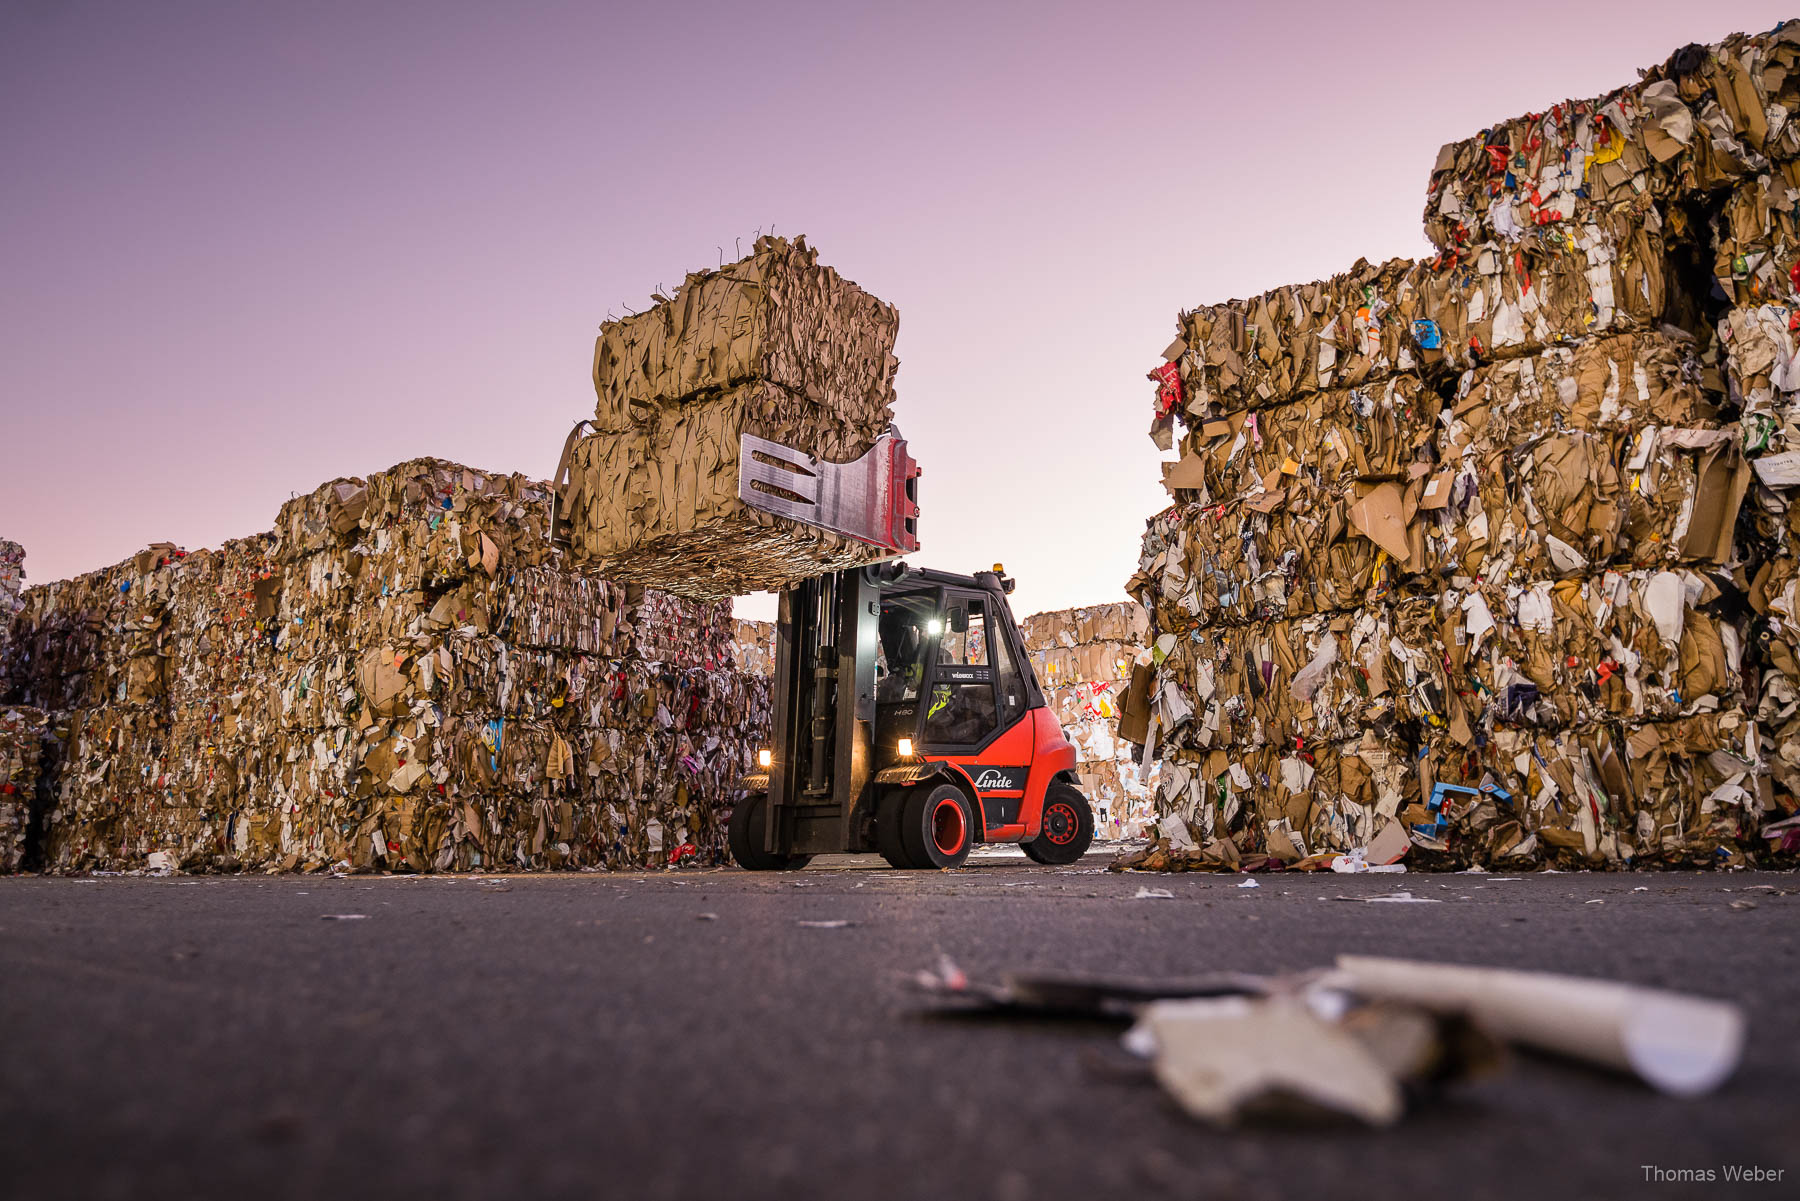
898,782 -> 976,870
728,793 -> 813,871
876,789 -> 914,869
1022,782 -> 1094,865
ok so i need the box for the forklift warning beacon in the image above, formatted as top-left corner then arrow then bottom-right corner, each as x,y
728,427 -> 1095,871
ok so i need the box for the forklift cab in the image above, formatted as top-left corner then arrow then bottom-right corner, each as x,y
729,563 -> 1093,872
875,584 -> 1028,760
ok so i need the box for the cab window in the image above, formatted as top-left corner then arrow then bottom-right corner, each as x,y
924,597 -> 998,747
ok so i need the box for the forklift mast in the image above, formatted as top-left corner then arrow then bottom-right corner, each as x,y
762,567 -> 885,857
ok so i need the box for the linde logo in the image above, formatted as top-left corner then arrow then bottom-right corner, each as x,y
973,769 -> 1017,790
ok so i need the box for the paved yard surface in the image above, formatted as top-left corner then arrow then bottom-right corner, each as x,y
2,853 -> 1794,1200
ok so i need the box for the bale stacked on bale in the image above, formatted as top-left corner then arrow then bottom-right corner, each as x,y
558,235 -> 903,599
0,458 -> 770,874
1123,24 -> 1800,873
1020,603 -> 1158,838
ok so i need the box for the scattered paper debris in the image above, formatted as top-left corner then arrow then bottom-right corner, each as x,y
797,919 -> 852,929
1134,887 -> 1175,900
1237,879 -> 1259,890
912,952 -> 1747,1129
1365,892 -> 1438,904
320,914 -> 368,921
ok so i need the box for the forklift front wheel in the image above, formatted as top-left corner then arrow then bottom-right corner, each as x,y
1022,782 -> 1094,865
876,789 -> 914,869
728,793 -> 813,872
899,783 -> 976,870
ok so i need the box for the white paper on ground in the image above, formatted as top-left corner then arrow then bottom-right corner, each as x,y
1330,955 -> 1743,1096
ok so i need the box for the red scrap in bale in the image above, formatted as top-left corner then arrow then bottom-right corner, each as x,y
1148,361 -> 1183,416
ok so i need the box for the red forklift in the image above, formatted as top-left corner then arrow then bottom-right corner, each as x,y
726,430 -> 1096,870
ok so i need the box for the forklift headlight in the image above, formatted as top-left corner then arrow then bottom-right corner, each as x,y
897,738 -> 914,758
926,619 -> 943,635
758,748 -> 772,769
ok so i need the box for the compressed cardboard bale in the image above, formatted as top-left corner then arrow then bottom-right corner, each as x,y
1166,374 -> 1441,505
1136,704 -> 1765,872
1422,24 -> 1800,253
566,383 -> 897,599
1021,602 -> 1159,837
592,235 -> 899,424
1440,331 -> 1718,454
1147,605 -> 1447,756
0,539 -> 23,622
1169,258 -> 1426,419
1413,219 -> 1673,367
729,618 -> 775,675
1130,488 -> 1424,629
563,237 -> 903,600
0,704 -> 46,872
1689,175 -> 1800,466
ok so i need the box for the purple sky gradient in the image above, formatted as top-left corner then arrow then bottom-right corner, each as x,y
4,1 -> 1792,620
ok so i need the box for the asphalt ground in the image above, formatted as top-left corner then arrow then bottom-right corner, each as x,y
2,850 -> 1795,1201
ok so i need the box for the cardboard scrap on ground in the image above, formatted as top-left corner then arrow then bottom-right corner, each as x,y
914,954 -> 1743,1128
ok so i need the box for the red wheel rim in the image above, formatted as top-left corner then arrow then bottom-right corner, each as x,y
1045,801 -> 1079,846
931,797 -> 967,856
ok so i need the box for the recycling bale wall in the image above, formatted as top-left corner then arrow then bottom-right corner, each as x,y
1123,24 -> 1800,872
1020,603 -> 1158,838
0,459 -> 770,874
557,235 -> 905,600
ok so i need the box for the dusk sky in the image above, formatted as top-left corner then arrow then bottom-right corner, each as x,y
4,1 -> 1792,620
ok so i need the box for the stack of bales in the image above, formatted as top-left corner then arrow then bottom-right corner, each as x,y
0,459 -> 769,873
557,235 -> 905,600
1124,25 -> 1800,871
1020,603 -> 1158,837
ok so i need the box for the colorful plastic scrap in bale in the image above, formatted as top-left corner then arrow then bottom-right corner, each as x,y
1118,22 -> 1800,873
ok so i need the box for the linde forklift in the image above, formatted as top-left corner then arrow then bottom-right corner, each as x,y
725,430 -> 1095,870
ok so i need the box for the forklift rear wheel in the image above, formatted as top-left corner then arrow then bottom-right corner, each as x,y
899,783 -> 975,870
728,793 -> 813,871
1022,782 -> 1094,865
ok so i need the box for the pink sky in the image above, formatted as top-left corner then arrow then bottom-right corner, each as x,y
3,1 -> 1790,621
